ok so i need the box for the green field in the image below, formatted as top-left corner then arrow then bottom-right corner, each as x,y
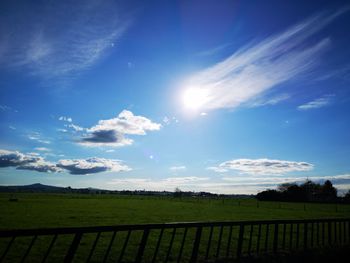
1,193 -> 350,229
1,194 -> 350,262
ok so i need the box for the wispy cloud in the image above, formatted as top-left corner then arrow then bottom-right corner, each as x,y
108,174 -> 350,194
34,147 -> 51,152
107,176 -> 210,191
0,0 -> 131,80
170,166 -> 187,171
195,43 -> 232,57
27,132 -> 51,144
297,94 -> 333,110
79,110 -> 161,147
59,116 -> 72,123
183,9 -> 347,111
208,158 -> 314,175
250,94 -> 291,107
0,105 -> 18,113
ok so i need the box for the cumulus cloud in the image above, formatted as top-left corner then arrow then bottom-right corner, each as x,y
79,110 -> 161,147
0,0 -> 131,80
17,160 -> 62,173
0,149 -> 59,173
208,158 -> 314,175
297,95 -> 333,110
182,9 -> 346,111
0,149 -> 131,175
0,149 -> 40,167
57,157 -> 131,175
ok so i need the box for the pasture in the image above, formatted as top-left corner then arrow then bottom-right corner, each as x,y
1,194 -> 350,262
1,193 -> 350,230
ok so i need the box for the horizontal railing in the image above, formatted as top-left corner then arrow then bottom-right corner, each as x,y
0,218 -> 349,262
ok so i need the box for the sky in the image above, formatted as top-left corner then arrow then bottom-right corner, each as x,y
1,0 -> 350,195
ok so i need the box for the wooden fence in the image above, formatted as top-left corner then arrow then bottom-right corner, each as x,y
0,218 -> 349,262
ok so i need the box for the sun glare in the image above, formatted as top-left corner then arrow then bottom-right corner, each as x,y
182,87 -> 208,110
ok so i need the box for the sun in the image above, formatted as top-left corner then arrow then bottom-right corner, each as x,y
182,87 -> 208,110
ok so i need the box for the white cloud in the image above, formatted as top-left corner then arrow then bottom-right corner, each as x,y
0,0 -> 131,80
0,149 -> 59,173
163,116 -> 170,125
34,147 -> 51,152
59,116 -> 72,122
208,158 -> 314,175
107,176 -> 209,191
221,174 -> 350,184
170,166 -> 186,171
27,132 -> 51,144
57,157 -> 131,175
207,166 -> 228,173
67,124 -> 85,132
195,43 -> 232,57
0,105 -> 11,111
0,149 -> 131,175
80,110 -> 161,147
297,94 -> 333,110
104,173 -> 350,195
250,94 -> 291,107
182,9 -> 346,112
17,160 -> 62,173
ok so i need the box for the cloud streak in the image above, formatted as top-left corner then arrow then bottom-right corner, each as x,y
208,158 -> 314,175
183,9 -> 347,111
170,166 -> 187,171
297,95 -> 333,110
0,0 -> 131,80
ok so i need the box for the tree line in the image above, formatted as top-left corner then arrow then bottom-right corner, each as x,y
256,179 -> 350,203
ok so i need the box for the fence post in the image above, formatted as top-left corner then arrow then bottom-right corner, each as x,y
64,232 -> 82,263
135,229 -> 150,263
303,222 -> 308,250
237,224 -> 245,259
190,227 -> 202,263
328,222 -> 332,246
273,223 -> 279,253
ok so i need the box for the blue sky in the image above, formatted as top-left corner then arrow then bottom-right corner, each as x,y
1,0 -> 350,194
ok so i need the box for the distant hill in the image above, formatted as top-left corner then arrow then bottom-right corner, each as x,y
0,183 -> 68,193
0,183 -> 254,198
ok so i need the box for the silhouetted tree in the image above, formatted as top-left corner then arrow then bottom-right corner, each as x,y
174,187 -> 182,198
256,189 -> 282,201
256,179 -> 339,203
343,190 -> 350,203
320,180 -> 337,202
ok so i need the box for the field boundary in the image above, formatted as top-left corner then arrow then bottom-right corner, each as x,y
1,218 -> 349,262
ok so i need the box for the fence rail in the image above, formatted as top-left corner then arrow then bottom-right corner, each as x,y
0,218 -> 349,262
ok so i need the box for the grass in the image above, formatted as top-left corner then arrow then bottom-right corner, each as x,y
1,193 -> 350,262
1,193 -> 350,230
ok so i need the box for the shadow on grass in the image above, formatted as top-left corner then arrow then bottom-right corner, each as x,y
205,245 -> 350,263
